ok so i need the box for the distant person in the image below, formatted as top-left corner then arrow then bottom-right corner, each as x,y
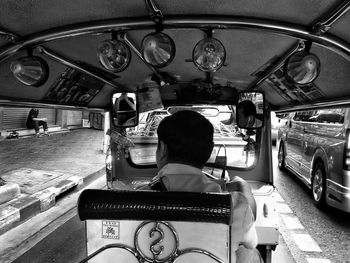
138,110 -> 262,262
26,108 -> 49,137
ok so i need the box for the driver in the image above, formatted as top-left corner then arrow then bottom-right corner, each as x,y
237,100 -> 257,128
114,92 -> 136,125
138,110 -> 262,262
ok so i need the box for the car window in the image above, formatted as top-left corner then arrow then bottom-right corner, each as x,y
293,111 -> 315,121
307,109 -> 345,124
126,106 -> 259,168
292,109 -> 346,124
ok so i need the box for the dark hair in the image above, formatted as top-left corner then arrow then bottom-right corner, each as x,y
238,100 -> 256,117
157,110 -> 214,168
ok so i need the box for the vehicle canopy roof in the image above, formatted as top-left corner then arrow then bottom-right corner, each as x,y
0,0 -> 350,112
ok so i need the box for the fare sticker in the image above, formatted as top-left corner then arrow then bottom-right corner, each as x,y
102,220 -> 120,239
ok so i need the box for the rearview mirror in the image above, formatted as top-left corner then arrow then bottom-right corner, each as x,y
112,92 -> 138,127
236,92 -> 264,129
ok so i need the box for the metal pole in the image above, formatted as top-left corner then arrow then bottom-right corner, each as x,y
313,0 -> 350,35
0,17 -> 349,61
36,46 -> 131,92
121,33 -> 166,85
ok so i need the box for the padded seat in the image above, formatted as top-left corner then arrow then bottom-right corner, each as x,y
78,189 -> 233,263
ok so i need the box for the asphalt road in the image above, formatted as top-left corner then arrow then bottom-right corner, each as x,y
14,214 -> 86,263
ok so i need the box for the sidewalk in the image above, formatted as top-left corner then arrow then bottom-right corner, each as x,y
0,128 -> 106,234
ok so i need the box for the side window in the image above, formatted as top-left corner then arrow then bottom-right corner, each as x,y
322,113 -> 344,123
293,111 -> 314,121
291,109 -> 345,124
307,110 -> 320,122
293,112 -> 302,121
306,108 -> 345,124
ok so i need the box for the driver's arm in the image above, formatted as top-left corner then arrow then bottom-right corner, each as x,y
230,192 -> 258,249
226,176 -> 257,221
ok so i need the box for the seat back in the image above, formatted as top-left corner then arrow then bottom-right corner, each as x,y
78,189 -> 232,263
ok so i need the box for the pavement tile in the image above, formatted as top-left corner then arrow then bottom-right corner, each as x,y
306,258 -> 331,263
280,214 -> 304,230
275,202 -> 293,214
292,233 -> 322,252
1,168 -> 75,194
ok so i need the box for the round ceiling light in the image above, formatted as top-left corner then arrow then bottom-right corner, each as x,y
142,32 -> 175,68
193,38 -> 226,72
97,39 -> 131,72
10,56 -> 49,87
284,51 -> 320,85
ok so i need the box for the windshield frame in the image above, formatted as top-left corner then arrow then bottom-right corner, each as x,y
123,105 -> 261,170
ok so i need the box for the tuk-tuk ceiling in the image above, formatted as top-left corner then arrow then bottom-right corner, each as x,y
0,0 -> 344,35
0,0 -> 350,111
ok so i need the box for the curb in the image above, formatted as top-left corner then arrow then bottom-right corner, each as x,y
0,167 -> 105,235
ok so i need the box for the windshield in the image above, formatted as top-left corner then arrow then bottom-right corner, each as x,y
125,106 -> 259,169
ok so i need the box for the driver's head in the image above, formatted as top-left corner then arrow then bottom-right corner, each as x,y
156,110 -> 214,169
237,100 -> 256,127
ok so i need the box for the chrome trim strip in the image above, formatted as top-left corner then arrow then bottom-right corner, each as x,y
285,154 -> 299,163
1,16 -> 350,62
299,160 -> 312,174
275,99 -> 350,113
285,158 -> 312,186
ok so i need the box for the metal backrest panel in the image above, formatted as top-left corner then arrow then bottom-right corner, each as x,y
78,189 -> 232,225
84,220 -> 230,263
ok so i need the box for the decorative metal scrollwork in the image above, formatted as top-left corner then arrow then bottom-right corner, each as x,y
80,221 -> 226,263
135,221 -> 178,262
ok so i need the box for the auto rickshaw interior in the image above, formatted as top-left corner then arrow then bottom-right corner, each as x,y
1,1 -> 350,262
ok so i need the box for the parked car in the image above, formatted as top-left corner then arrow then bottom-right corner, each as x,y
277,108 -> 350,212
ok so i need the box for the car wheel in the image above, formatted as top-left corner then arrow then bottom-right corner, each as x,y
278,143 -> 286,171
312,162 -> 326,208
